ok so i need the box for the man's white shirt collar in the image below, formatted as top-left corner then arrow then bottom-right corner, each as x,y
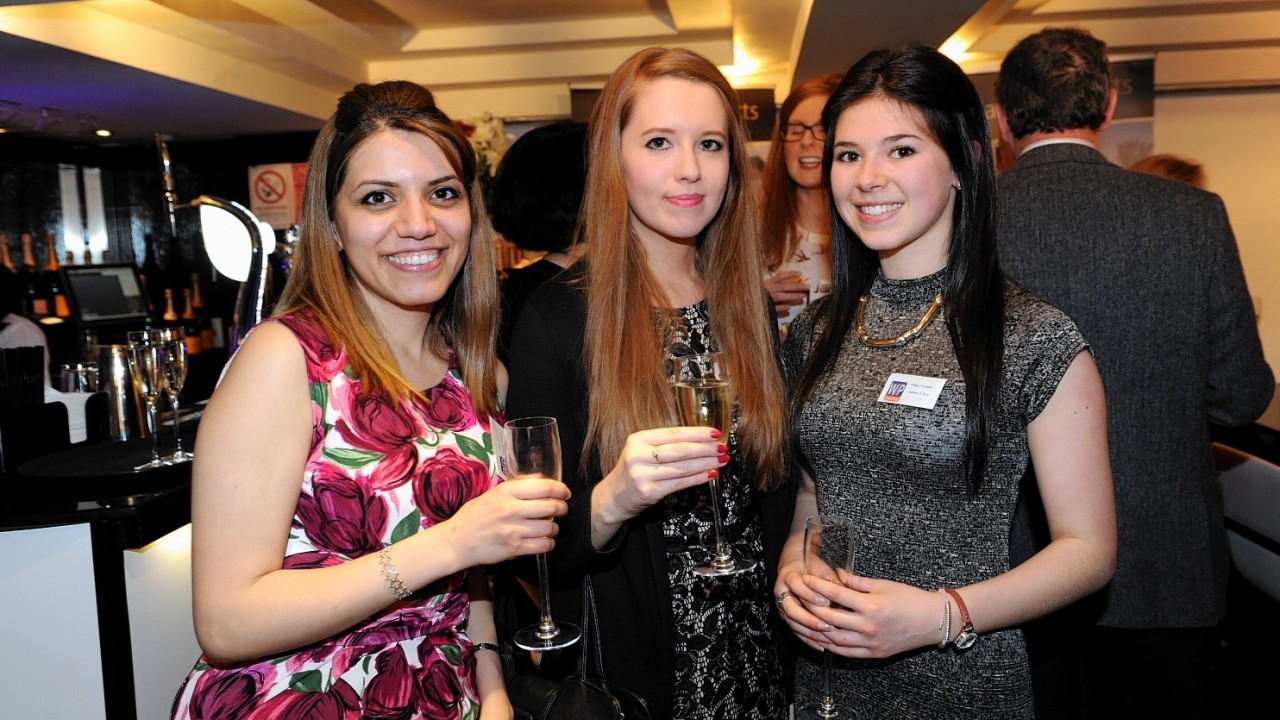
1019,137 -> 1096,156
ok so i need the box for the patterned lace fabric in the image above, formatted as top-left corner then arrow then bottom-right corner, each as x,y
171,311 -> 502,720
655,301 -> 787,720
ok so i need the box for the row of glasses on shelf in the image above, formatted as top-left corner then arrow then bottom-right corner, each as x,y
126,327 -> 194,470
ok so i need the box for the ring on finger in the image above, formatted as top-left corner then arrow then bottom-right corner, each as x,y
775,590 -> 794,609
652,446 -> 661,464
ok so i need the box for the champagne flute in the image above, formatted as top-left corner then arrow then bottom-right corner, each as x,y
127,332 -> 169,470
504,416 -> 581,651
797,514 -> 857,720
156,328 -> 194,463
671,351 -> 758,577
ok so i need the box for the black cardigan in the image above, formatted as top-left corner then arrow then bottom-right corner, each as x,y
502,266 -> 796,718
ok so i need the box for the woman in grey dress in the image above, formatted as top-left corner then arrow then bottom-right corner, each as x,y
774,46 -> 1116,718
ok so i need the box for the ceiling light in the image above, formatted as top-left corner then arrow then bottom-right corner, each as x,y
938,38 -> 973,63
95,128 -> 112,138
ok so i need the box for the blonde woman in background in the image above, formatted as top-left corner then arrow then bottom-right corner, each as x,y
761,73 -> 843,336
1129,152 -> 1207,188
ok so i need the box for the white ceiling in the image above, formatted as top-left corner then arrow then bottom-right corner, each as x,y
0,0 -> 1277,143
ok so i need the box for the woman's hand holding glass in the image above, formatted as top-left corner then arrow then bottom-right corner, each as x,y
446,479 -> 570,564
780,560 -> 959,660
594,428 -> 727,526
765,270 -> 809,317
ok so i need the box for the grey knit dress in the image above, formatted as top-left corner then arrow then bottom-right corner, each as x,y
782,269 -> 1087,719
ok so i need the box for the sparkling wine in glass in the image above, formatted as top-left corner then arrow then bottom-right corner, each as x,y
157,328 -> 194,463
504,416 -> 581,652
671,351 -> 757,577
797,514 -> 857,720
127,333 -> 169,470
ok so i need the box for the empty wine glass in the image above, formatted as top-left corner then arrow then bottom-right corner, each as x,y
797,514 -> 857,720
127,331 -> 169,470
670,351 -> 757,577
154,328 -> 193,463
503,416 -> 581,651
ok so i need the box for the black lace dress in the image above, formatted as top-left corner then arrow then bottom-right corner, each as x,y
657,301 -> 788,720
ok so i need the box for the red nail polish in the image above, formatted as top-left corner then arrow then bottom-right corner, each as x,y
710,429 -> 722,439
718,454 -> 730,463
717,443 -> 728,453
707,469 -> 719,479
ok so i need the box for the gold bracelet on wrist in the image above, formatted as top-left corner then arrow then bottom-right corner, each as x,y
938,592 -> 952,649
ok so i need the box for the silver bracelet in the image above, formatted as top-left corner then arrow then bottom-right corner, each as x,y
473,642 -> 501,654
376,548 -> 413,600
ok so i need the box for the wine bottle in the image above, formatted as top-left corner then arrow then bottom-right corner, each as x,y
181,287 -> 201,355
82,246 -> 94,265
43,234 -> 59,273
50,272 -> 71,319
18,233 -> 34,273
64,250 -> 75,266
20,233 -> 48,317
0,233 -> 14,272
45,235 -> 71,319
190,272 -> 215,352
162,287 -> 180,322
139,233 -> 161,315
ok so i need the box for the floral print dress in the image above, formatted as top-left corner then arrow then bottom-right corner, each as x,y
171,312 -> 502,720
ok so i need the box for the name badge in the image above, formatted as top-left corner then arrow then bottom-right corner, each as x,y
878,373 -> 947,409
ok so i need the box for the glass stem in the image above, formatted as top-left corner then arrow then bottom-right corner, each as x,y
707,474 -> 731,564
821,648 -> 835,711
170,395 -> 183,452
148,401 -> 162,462
534,553 -> 558,639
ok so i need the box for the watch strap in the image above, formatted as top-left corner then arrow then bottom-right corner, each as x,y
944,588 -> 977,650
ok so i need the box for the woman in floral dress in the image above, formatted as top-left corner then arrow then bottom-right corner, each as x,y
170,80 -> 569,720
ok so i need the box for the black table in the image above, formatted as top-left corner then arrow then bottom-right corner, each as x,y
2,438 -> 194,720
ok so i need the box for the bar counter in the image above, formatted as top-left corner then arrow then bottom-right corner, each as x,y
0,437 -> 198,720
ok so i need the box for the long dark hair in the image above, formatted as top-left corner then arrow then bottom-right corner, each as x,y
791,45 -> 1004,492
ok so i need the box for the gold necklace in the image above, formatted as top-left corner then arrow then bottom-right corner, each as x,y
855,293 -> 944,347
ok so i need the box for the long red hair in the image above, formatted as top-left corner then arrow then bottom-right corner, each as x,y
578,47 -> 788,489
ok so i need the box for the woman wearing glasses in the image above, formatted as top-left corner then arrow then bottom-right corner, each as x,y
760,73 -> 843,336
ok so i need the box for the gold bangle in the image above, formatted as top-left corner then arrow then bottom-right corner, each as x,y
376,548 -> 412,600
939,595 -> 952,649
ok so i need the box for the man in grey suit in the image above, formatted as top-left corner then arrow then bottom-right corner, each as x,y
995,27 -> 1273,720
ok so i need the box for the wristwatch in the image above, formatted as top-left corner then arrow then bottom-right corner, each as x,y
944,588 -> 978,650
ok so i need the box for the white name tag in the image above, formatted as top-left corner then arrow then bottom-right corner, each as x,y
877,373 -> 947,409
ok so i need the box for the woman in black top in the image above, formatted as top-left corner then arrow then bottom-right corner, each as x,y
505,47 -> 791,719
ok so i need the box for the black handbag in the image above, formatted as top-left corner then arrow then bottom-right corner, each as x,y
503,577 -> 652,720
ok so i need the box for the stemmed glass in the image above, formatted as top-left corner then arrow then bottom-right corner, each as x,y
126,330 -> 169,470
797,514 -> 857,720
154,328 -> 194,463
503,416 -> 581,651
671,351 -> 757,577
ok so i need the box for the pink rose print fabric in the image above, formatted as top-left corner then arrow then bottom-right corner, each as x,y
171,312 -> 502,720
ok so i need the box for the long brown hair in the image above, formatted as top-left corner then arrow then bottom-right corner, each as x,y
274,80 -> 501,418
579,47 -> 788,489
760,73 -> 842,271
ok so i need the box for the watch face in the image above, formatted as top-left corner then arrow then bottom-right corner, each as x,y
955,630 -> 977,650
